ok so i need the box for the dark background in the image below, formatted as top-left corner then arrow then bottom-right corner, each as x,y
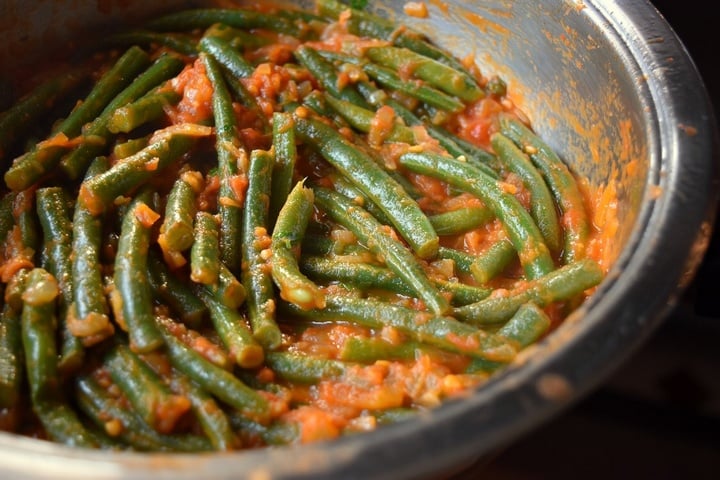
464,2 -> 720,478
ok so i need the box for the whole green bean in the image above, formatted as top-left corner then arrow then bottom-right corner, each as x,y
113,189 -> 162,353
299,256 -> 491,306
365,46 -> 483,102
194,287 -> 265,369
454,258 -> 603,325
294,116 -> 438,260
492,132 -> 561,253
4,46 -> 152,191
399,152 -> 555,280
295,45 -> 370,108
146,8 -> 301,37
71,157 -> 113,344
313,187 -> 449,315
75,375 -> 211,452
280,294 -> 516,362
104,343 -> 192,434
241,149 -> 282,350
362,62 -> 465,113
203,52 -> 245,272
500,115 -> 590,264
199,35 -> 254,79
270,181 -> 325,311
21,268 -> 98,447
36,187 -> 84,374
316,0 -> 475,77
60,53 -> 186,180
79,123 -> 211,216
156,316 -> 270,423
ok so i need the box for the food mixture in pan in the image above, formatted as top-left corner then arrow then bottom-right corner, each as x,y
0,0 -> 606,450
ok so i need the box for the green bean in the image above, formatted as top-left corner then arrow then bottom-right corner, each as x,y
469,238 -> 517,284
492,132 -> 562,253
104,343 -> 191,434
75,375 -> 211,452
399,152 -> 555,280
454,259 -> 603,325
35,401 -> 100,448
294,116 -> 438,260
108,89 -> 182,134
201,22 -> 272,50
241,149 -> 282,350
190,211 -> 221,285
313,187 -> 449,315
316,0 -> 474,77
203,263 -> 246,310
330,172 -> 392,226
194,287 -> 264,369
280,294 -> 516,362
146,8 -> 301,37
0,70 -> 88,163
79,123 -> 211,216
155,316 -> 270,423
203,52 -> 245,272
428,206 -> 494,236
437,246 -> 475,275
113,189 -> 162,353
299,256 -> 490,306
146,250 -> 206,329
339,337 -> 421,363
36,187 -> 84,374
228,414 -> 299,446
500,115 -> 590,264
113,135 -> 150,159
265,351 -> 347,384
294,45 -> 370,108
269,112 -> 297,227
159,172 -> 199,254
71,157 -> 114,344
4,46 -> 152,191
365,46 -> 482,103
323,93 -> 416,144
384,98 -> 500,178
100,30 -> 199,56
60,53 -> 186,180
0,305 -> 23,409
199,35 -> 254,79
170,373 -> 237,451
270,181 -> 325,311
497,302 -> 551,349
362,62 -> 465,113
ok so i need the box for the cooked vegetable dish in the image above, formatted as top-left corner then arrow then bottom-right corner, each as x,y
0,0 -> 605,450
